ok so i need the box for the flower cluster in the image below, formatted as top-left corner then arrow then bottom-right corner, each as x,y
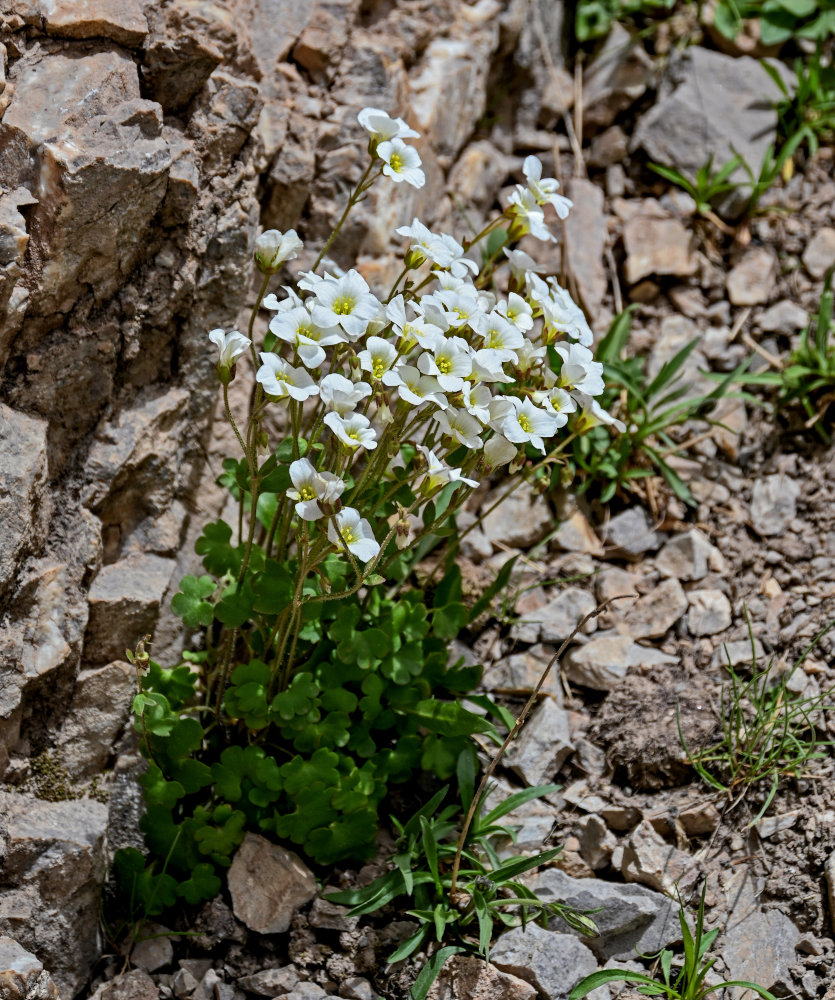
209,108 -> 620,570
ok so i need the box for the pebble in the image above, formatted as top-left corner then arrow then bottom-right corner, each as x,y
802,227 -> 835,279
537,587 -> 598,642
726,248 -> 777,306
757,299 -> 808,335
687,589 -> 732,636
655,528 -> 725,582
622,578 -> 688,639
750,474 -> 801,537
602,508 -> 664,558
491,924 -> 603,1000
505,696 -> 574,786
566,633 -> 677,690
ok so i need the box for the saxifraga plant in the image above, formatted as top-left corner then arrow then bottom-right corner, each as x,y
114,112 -> 622,926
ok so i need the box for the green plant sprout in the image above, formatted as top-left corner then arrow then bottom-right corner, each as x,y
569,882 -> 777,1000
562,307 -> 745,505
738,267 -> 835,442
680,616 -> 835,824
649,155 -> 743,227
764,46 -> 835,166
712,0 -> 835,46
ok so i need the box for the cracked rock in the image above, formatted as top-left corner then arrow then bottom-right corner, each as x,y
428,954 -> 537,1000
491,923 -> 605,1000
615,820 -> 698,895
505,696 -> 574,786
655,529 -> 725,582
686,589 -> 732,637
228,834 -> 317,935
0,937 -> 59,1000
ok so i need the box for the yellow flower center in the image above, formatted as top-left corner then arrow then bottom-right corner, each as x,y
341,527 -> 357,544
437,357 -> 452,375
299,486 -> 316,501
348,430 -> 361,440
518,413 -> 532,433
298,323 -> 314,338
372,359 -> 386,378
333,296 -> 355,315
389,152 -> 404,172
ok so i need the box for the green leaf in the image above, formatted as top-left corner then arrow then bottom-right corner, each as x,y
171,575 -> 216,628
468,555 -> 519,622
408,945 -> 468,1000
216,579 -> 255,628
405,699 -> 493,736
139,764 -> 185,808
177,863 -> 222,905
195,520 -> 243,576
252,560 -> 294,615
569,970 -> 661,1000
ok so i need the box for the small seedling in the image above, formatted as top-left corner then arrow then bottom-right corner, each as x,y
570,882 -> 777,1000
680,617 -> 835,823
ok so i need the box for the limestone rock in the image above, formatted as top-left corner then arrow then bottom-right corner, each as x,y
686,589 -> 732,637
481,486 -> 552,549
238,967 -> 300,996
293,0 -> 359,80
576,814 -> 617,870
623,214 -> 695,284
757,300 -> 808,335
0,937 -> 59,1000
552,508 -> 604,556
750,474 -> 800,537
100,968 -> 161,1000
0,405 -> 49,603
633,47 -> 792,217
566,634 -> 676,691
583,23 -> 654,130
616,820 -> 697,895
538,588 -> 598,643
564,178 -> 607,320
602,507 -> 664,557
534,868 -> 679,961
0,792 -> 109,997
491,923 -> 602,1000
727,248 -> 777,306
428,954 -> 537,1000
622,579 -> 687,639
1,48 -> 170,317
187,70 -> 263,175
802,227 -> 835,280
0,187 -> 37,359
655,529 -> 725,581
57,661 -> 136,779
43,0 -> 149,45
720,869 -> 801,994
84,554 -> 175,665
228,834 -> 317,935
505,696 -> 574,786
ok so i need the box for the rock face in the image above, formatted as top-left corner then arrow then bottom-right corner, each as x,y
228,834 -> 318,934
0,936 -> 60,1000
0,792 -> 109,998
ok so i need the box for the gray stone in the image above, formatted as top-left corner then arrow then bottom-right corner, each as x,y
687,590 -> 732,637
84,554 -> 175,666
616,821 -> 697,895
340,979 -> 377,1000
0,406 -> 49,603
566,634 -> 677,691
276,985 -> 327,1000
228,834 -> 317,935
0,937 -> 60,1000
552,508 -> 604,556
584,22 -> 654,130
633,47 -> 792,218
57,661 -> 135,779
622,579 -> 687,639
486,645 -> 563,699
655,529 -> 725,582
753,811 -> 801,839
43,0 -> 149,45
0,792 -> 109,997
622,214 -> 695,284
825,851 -> 835,937
712,638 -> 765,669
533,869 -> 679,961
802,227 -> 835,280
238,966 -> 300,997
481,486 -> 552,549
171,967 -> 199,999
187,69 -> 263,175
427,954 -> 537,1000
564,178 -> 607,321
491,923 -> 602,1000
538,588 -> 598,642
130,925 -> 174,973
727,248 -> 777,306
100,968 -> 160,1000
757,300 -> 808,335
505,696 -> 574,786
602,508 -> 663,558
576,814 -> 617,870
720,868 -> 801,993
750,474 -> 801,537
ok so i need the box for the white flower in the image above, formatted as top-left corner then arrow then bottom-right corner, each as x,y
472,348 -> 514,383
514,339 -> 547,374
395,220 -> 478,277
501,396 -> 559,453
416,445 -> 479,492
357,107 -> 419,143
497,293 -> 534,332
386,295 -> 443,350
358,336 -> 399,380
483,434 -> 517,470
311,269 -> 381,340
554,342 -> 605,396
504,248 -> 543,280
541,386 -> 577,425
324,411 -> 378,450
383,364 -> 447,409
461,382 -> 492,423
263,287 -> 304,312
287,458 -> 345,521
254,229 -> 304,273
479,311 -> 524,356
269,306 -> 345,369
539,278 -> 594,346
256,353 -> 318,401
433,407 -> 483,450
508,186 -> 554,242
377,138 -> 425,189
328,507 -> 381,562
430,285 -> 483,331
209,328 -> 251,367
320,373 -> 372,415
573,393 -> 626,433
521,156 -> 573,219
418,336 -> 472,392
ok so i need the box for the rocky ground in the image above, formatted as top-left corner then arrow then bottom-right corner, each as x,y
2,0 -> 835,999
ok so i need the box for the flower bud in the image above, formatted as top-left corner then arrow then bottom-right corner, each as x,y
254,229 -> 303,274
